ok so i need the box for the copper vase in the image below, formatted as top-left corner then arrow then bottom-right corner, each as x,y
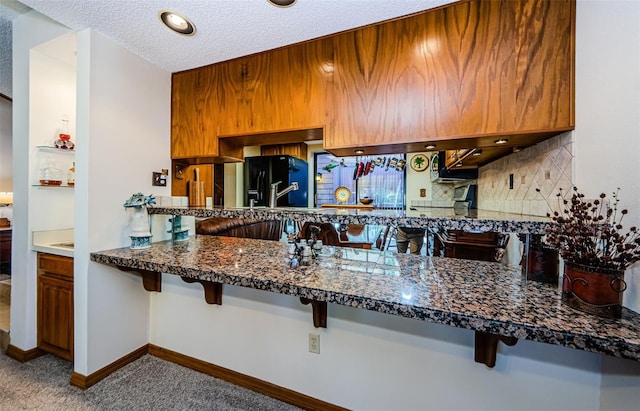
562,262 -> 626,318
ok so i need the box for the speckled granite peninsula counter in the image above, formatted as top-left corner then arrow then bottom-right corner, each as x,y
90,236 -> 640,365
148,206 -> 550,234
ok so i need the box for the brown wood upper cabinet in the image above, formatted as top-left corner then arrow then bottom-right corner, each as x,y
172,39 -> 333,159
326,0 -> 574,156
172,61 -> 243,159
171,0 -> 574,160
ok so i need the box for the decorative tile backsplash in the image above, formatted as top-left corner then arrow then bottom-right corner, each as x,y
478,132 -> 574,216
410,182 -> 468,208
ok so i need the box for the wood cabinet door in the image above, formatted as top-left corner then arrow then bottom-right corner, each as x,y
512,0 -> 575,131
239,38 -> 333,135
171,61 -> 246,158
38,274 -> 73,361
171,0 -> 574,159
171,38 -> 333,159
328,0 -> 516,151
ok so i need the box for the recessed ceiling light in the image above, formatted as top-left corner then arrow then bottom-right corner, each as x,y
494,139 -> 508,145
268,0 -> 297,7
425,144 -> 436,150
355,149 -> 365,155
159,10 -> 196,36
472,149 -> 483,156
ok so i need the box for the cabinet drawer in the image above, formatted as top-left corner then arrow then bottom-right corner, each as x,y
38,253 -> 73,279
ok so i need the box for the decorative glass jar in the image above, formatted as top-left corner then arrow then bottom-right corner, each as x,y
39,158 -> 62,186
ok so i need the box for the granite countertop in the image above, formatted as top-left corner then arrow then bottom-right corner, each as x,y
149,206 -> 550,234
91,236 -> 640,362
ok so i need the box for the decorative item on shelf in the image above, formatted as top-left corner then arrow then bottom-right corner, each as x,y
54,116 -> 75,150
430,153 -> 439,178
124,192 -> 156,249
321,159 -> 346,173
334,186 -> 351,203
39,157 -> 62,186
67,162 -> 75,187
348,156 -> 406,181
359,196 -> 373,205
539,187 -> 640,318
188,168 -> 205,207
168,215 -> 189,242
518,233 -> 559,284
410,154 -> 429,172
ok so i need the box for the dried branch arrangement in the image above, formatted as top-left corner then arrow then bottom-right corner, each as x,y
538,187 -> 640,270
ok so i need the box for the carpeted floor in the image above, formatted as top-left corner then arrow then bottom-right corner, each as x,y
0,352 -> 303,410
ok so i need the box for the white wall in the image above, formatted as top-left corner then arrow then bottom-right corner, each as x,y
151,276 -> 602,410
405,151 -> 434,207
574,0 -> 640,316
0,97 -> 11,192
29,34 -> 76,232
75,29 -> 170,375
574,1 -> 640,408
12,11 -> 170,374
11,10 -> 72,352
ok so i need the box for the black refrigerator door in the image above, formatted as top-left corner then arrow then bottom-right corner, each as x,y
244,157 -> 267,206
244,155 -> 308,207
270,156 -> 293,207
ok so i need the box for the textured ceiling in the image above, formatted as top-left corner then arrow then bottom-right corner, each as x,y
0,0 -> 31,97
1,0 -> 455,98
20,0 -> 455,73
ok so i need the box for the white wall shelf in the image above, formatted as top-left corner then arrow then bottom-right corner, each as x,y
36,146 -> 75,155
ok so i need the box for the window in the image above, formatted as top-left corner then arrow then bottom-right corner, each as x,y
314,153 -> 405,209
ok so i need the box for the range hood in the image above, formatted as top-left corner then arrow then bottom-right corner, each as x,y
431,151 -> 478,183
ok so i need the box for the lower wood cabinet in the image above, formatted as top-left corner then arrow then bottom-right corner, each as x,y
37,252 -> 73,361
0,229 -> 10,274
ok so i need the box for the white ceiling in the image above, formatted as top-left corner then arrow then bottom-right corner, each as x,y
19,0 -> 456,73
1,0 -> 455,98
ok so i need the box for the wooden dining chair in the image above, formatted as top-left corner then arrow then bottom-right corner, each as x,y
300,222 -> 372,249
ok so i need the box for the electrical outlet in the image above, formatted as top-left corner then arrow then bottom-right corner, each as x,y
309,333 -> 320,354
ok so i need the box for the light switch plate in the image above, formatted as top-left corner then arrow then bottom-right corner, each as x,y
153,172 -> 167,186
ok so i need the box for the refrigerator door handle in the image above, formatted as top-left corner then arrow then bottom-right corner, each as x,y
256,170 -> 265,201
